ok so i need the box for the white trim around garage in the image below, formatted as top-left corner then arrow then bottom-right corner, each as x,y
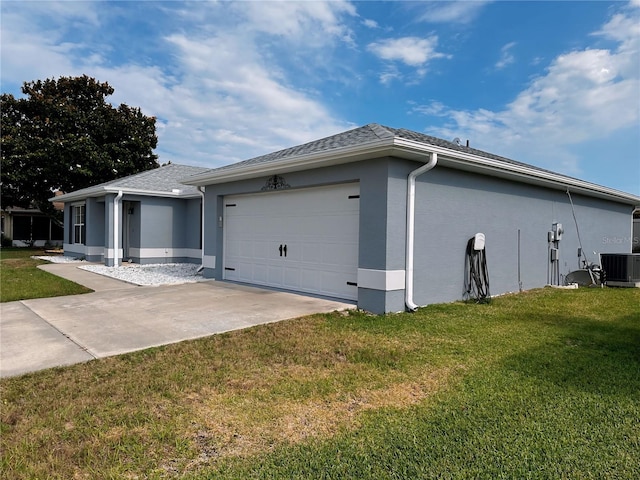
357,268 -> 406,291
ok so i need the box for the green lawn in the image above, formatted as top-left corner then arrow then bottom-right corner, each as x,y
0,248 -> 92,302
1,287 -> 638,478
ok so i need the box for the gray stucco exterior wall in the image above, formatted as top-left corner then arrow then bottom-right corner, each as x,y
123,195 -> 202,265
186,198 -> 203,250
201,157 -> 412,313
63,198 -> 105,262
201,156 -> 635,314
409,165 -> 633,309
85,198 -> 105,259
63,193 -> 202,266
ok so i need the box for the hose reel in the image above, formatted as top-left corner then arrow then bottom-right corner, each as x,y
464,233 -> 490,303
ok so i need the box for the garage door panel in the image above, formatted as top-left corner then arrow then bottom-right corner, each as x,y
301,243 -> 324,263
224,183 -> 359,300
326,243 -> 358,266
252,264 -> 267,283
267,265 -> 284,285
238,239 -> 254,258
300,271 -> 322,291
283,267 -> 301,290
319,271 -> 357,298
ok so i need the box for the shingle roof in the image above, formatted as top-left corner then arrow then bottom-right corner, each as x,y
181,123 -> 638,205
197,123 -> 390,174
95,163 -> 208,193
54,163 -> 209,202
190,123 -> 561,177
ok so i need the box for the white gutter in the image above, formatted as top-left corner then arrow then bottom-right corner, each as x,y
113,190 -> 123,267
405,152 -> 438,312
393,138 -> 640,205
197,186 -> 205,272
180,137 -> 639,206
181,139 -> 396,185
51,186 -> 200,203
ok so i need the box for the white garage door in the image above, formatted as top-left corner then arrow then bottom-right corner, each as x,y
223,183 -> 359,300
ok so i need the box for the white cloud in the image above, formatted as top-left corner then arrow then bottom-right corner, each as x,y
368,36 -> 451,84
413,5 -> 640,178
495,41 -> 516,69
418,0 -> 492,24
379,69 -> 401,86
368,36 -> 447,67
7,0 -> 100,26
1,28 -> 76,87
154,30 -> 350,160
411,101 -> 447,116
238,0 -> 357,46
0,1 -> 354,167
362,18 -> 379,29
0,3 -> 89,87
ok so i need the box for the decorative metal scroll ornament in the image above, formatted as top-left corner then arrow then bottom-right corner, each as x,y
261,175 -> 291,191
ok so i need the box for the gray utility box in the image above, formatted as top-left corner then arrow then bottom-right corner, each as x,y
600,254 -> 640,287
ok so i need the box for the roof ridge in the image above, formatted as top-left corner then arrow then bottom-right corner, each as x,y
111,162 -> 206,181
367,123 -> 395,139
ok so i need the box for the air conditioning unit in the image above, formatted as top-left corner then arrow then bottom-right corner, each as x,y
600,254 -> 640,287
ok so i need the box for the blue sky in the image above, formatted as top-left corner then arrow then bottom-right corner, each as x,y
2,0 -> 639,195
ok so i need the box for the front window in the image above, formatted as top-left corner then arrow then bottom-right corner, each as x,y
73,205 -> 86,244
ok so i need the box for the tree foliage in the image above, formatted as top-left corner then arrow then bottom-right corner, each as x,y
1,75 -> 159,217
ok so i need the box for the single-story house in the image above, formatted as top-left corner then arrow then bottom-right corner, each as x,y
181,123 -> 639,314
1,205 -> 64,247
52,163 -> 208,266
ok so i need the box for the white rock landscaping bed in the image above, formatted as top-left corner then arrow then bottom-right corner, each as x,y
33,255 -> 86,263
33,254 -> 207,286
78,263 -> 206,286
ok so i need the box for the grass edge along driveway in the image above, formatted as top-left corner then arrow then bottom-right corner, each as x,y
1,287 -> 639,479
0,248 -> 91,302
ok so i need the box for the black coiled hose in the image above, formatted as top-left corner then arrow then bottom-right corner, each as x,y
464,237 -> 490,303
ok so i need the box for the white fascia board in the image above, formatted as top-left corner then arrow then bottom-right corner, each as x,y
387,137 -> 640,205
407,141 -> 640,205
181,138 -> 397,186
101,187 -> 200,199
50,186 -> 105,203
181,135 -> 639,206
50,187 -> 199,203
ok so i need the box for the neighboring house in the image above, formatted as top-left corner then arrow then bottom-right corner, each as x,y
52,164 -> 208,266
182,123 -> 640,314
1,200 -> 64,247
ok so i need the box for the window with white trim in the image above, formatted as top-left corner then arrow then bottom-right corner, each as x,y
73,204 -> 86,244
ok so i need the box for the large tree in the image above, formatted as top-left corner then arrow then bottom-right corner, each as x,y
1,75 -> 159,218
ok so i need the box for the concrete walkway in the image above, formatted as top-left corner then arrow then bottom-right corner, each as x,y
0,263 -> 354,378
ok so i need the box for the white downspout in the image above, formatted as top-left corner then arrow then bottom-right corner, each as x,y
405,152 -> 438,311
113,190 -> 123,267
197,186 -> 205,273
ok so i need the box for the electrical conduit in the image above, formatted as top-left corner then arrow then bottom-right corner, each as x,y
405,152 -> 438,311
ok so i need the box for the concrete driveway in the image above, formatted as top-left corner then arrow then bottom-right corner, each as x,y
0,264 -> 354,378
